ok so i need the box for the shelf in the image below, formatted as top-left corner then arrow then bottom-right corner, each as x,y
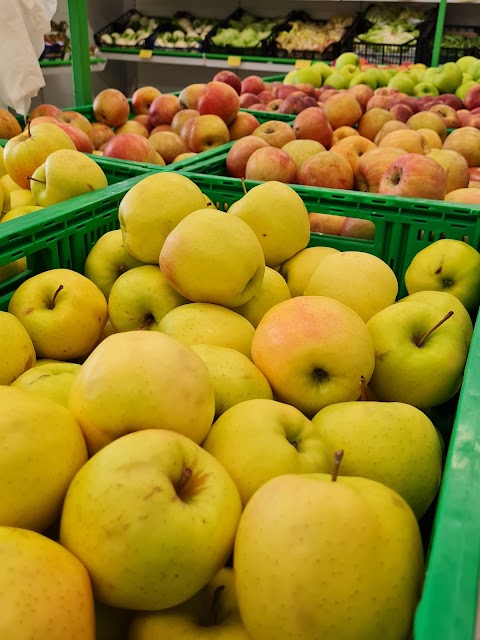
40,58 -> 107,76
100,51 -> 298,72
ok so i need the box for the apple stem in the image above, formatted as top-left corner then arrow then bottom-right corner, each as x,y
210,584 -> 225,626
27,119 -> 31,137
241,178 -> 248,196
360,376 -> 367,401
27,176 -> 46,184
416,311 -> 454,347
50,284 -> 63,309
331,450 -> 344,482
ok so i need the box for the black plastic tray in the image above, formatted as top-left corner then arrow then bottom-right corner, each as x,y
94,10 -> 157,51
269,10 -> 360,62
204,8 -> 282,58
431,25 -> 480,64
352,8 -> 437,65
144,12 -> 217,54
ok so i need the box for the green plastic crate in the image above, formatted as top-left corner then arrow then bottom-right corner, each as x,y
0,172 -> 478,638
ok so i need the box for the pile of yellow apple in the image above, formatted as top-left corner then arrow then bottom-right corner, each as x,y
1,172 -> 480,639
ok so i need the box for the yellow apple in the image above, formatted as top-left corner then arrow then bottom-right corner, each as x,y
108,265 -> 188,331
1,205 -> 43,223
233,266 -> 291,327
68,331 -> 215,453
159,303 -> 255,359
159,208 -> 265,307
0,257 -> 27,283
60,429 -> 242,610
12,362 -> 81,407
0,385 -> 87,531
3,122 -> 76,189
129,567 -> 250,639
191,344 -> 273,417
304,251 -> 398,322
118,173 -> 207,264
251,296 -> 375,417
203,399 -> 330,506
280,246 -> 340,297
9,188 -> 37,209
0,527 -> 94,639
8,268 -> 108,360
281,139 -> 326,172
1,173 -> 23,212
0,310 -> 36,384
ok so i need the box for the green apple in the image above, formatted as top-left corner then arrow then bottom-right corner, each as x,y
397,290 -> 473,347
349,72 -> 376,90
366,300 -> 468,408
118,172 -> 207,264
280,246 -> 340,297
383,68 -> 397,80
335,51 -> 360,69
191,344 -> 273,418
305,251 -> 398,322
456,80 -> 477,101
432,62 -> 463,94
312,61 -> 333,80
312,400 -> 442,518
0,385 -> 87,532
369,68 -> 390,87
388,73 -> 415,96
467,60 -> 480,80
229,181 -> 310,268
234,469 -> 423,640
60,429 -> 242,610
283,69 -> 299,85
462,74 -> 473,83
457,56 -> 478,73
405,238 -> 480,313
0,527 -> 95,640
338,63 -> 359,83
68,331 -> 215,453
324,72 -> 348,89
108,265 -> 188,332
251,296 -> 375,417
159,303 -> 255,359
159,208 -> 265,308
8,268 -> 108,361
233,266 -> 291,327
128,568 -> 249,639
84,229 -> 144,299
30,149 -> 108,206
422,67 -> 437,84
414,82 -> 439,97
0,310 -> 36,385
294,66 -> 321,87
203,398 -> 330,506
12,362 -> 81,407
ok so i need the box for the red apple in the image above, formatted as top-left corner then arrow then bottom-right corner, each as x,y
348,84 -> 374,110
115,120 -> 149,138
292,107 -> 333,148
279,93 -> 317,115
464,85 -> 480,111
148,131 -> 187,164
197,81 -> 240,125
57,111 -> 94,142
437,94 -> 463,111
52,122 -> 94,153
91,122 -> 114,150
178,83 -> 206,110
226,136 -> 269,178
213,70 -> 242,95
340,217 -> 376,240
366,95 -> 394,111
308,212 -> 345,235
170,109 -> 199,136
245,147 -> 297,183
317,89 -> 339,103
389,103 -> 415,123
93,88 -> 130,128
299,151 -> 354,190
131,86 -> 162,115
239,93 -> 260,109
102,133 -> 164,164
257,91 -> 275,104
150,124 -> 173,135
228,112 -> 260,141
188,114 -> 230,152
354,147 -> 407,193
467,114 -> 480,129
374,87 -> 398,97
29,104 -> 62,119
457,110 -> 472,127
469,167 -> 480,181
132,114 -> 153,131
293,83 -> 316,96
379,154 -> 446,200
252,121 -> 296,148
241,76 -> 265,95
179,118 -> 197,148
149,94 -> 181,127
277,85 -> 298,100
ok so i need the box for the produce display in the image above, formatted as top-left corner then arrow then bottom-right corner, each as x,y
152,16 -> 217,50
275,15 -> 354,54
355,5 -> 428,45
98,12 -> 159,47
0,162 -> 479,637
441,28 -> 480,50
210,12 -> 283,49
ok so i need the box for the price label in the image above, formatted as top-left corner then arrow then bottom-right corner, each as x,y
227,56 -> 242,67
295,59 -> 311,69
139,49 -> 153,59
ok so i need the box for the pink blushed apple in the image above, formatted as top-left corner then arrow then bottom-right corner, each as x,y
213,70 -> 242,95
226,136 -> 269,178
149,95 -> 181,127
293,107 -> 333,148
253,121 -> 296,148
245,147 -> 297,183
102,133 -> 163,164
299,151 -> 354,190
444,188 -> 480,204
29,104 -> 62,119
91,122 -> 114,150
464,85 -> 480,111
170,110 -> 199,136
228,112 -> 260,141
131,86 -> 162,115
257,91 -> 275,104
178,84 -> 206,110
241,76 -> 265,95
187,114 -> 230,152
379,154 -> 446,200
197,81 -> 240,125
132,114 -> 153,132
93,89 -> 130,128
355,147 -> 408,193
239,93 -> 260,109
249,104 -> 268,112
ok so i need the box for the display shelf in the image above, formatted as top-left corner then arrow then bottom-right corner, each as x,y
40,58 -> 107,76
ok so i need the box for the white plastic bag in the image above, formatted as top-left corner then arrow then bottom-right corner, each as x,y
0,0 -> 57,115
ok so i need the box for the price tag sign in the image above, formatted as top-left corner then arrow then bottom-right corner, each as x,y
227,56 -> 242,67
295,59 -> 311,69
139,49 -> 153,59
